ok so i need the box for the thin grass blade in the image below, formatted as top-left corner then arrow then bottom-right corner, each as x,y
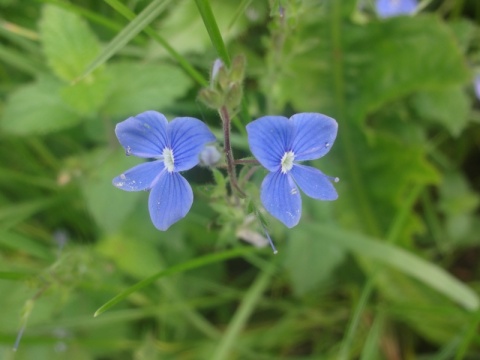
94,246 -> 256,317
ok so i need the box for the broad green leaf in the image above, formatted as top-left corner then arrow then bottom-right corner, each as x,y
81,148 -> 142,233
278,14 -> 470,124
284,226 -> 346,296
102,62 -> 191,119
60,72 -> 109,117
412,86 -> 470,137
39,4 -> 100,82
0,77 -> 82,134
304,224 -> 479,311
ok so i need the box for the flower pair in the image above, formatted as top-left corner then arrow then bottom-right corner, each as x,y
113,111 -> 338,230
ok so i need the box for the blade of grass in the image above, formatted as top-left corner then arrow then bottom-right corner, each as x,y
94,246 -> 257,317
0,44 -> 44,75
76,0 -> 171,82
307,223 -> 479,311
194,0 -> 247,133
104,0 -> 207,86
228,0 -> 253,30
339,184 -> 423,360
0,272 -> 33,281
454,307 -> 480,360
211,261 -> 276,360
360,312 -> 384,360
194,0 -> 231,66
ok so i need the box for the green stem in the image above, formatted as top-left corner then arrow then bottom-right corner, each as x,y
211,261 -> 276,360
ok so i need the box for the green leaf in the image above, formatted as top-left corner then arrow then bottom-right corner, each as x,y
284,227 -> 346,295
412,86 -> 470,137
0,77 -> 82,134
304,224 -> 479,311
102,62 -> 191,119
39,4 -> 100,82
278,14 -> 470,123
81,148 -> 142,233
60,73 -> 109,117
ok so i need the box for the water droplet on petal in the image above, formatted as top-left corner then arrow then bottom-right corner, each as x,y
290,188 -> 298,195
125,146 -> 132,156
325,142 -> 330,148
120,174 -> 126,180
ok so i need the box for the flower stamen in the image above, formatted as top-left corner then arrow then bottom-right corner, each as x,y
281,151 -> 295,173
163,147 -> 175,172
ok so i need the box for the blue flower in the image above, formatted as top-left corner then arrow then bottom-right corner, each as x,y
246,113 -> 339,228
376,0 -> 417,18
474,75 -> 480,100
112,111 -> 215,230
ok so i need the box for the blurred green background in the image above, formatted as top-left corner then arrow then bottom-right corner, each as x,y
1,0 -> 480,359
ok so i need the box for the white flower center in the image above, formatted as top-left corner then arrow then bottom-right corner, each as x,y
281,151 -> 295,173
163,147 -> 175,172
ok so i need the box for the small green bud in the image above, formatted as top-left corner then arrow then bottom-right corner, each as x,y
224,83 -> 243,110
230,54 -> 246,83
217,65 -> 230,91
198,88 -> 224,109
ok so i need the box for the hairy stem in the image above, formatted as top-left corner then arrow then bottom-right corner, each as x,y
220,106 -> 246,198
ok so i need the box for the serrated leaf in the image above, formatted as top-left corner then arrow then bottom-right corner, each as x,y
102,62 -> 191,119
81,148 -> 143,233
278,14 -> 470,123
0,78 -> 82,134
60,73 -> 109,117
39,4 -> 100,82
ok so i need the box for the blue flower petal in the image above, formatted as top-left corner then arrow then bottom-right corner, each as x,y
167,117 -> 216,172
115,111 -> 168,158
247,116 -> 295,171
261,170 -> 301,228
148,171 -> 193,230
291,113 -> 338,161
291,164 -> 338,201
112,161 -> 165,192
376,0 -> 417,18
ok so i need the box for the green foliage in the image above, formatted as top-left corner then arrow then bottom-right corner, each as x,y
0,0 -> 480,359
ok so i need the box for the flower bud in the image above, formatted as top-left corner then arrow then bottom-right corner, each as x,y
225,83 -> 243,110
198,88 -> 224,109
230,54 -> 246,83
199,145 -> 222,167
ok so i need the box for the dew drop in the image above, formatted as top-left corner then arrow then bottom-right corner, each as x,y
290,188 -> 298,195
120,174 -> 126,180
325,142 -> 330,148
125,146 -> 132,156
334,177 -> 340,183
